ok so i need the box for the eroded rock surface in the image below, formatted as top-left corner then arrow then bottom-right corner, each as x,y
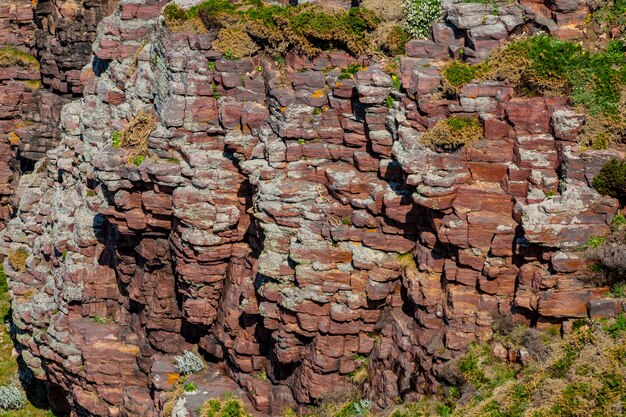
1,0 -> 624,416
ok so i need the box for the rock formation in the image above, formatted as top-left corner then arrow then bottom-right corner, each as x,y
1,0 -> 625,416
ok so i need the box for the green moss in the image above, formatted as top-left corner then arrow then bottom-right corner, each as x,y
443,61 -> 482,90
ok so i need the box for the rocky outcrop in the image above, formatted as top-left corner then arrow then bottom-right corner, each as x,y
1,0 -> 624,416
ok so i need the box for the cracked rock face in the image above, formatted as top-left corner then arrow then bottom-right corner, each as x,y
1,0 -> 624,416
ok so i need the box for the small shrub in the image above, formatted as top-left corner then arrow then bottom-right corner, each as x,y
214,27 -> 258,59
442,61 -> 488,96
130,155 -> 145,167
492,314 -> 515,336
579,114 -> 626,151
420,116 -> 483,152
383,26 -> 410,56
174,351 -> 205,375
485,36 -> 626,116
199,395 -> 252,417
8,248 -> 29,272
593,158 -> 626,204
0,383 -> 26,410
405,0 -> 442,39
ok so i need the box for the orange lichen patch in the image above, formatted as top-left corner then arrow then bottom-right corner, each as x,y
167,373 -> 180,385
8,132 -> 20,145
312,89 -> 325,99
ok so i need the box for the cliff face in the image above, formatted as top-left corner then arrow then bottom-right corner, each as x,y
1,0 -> 625,416
0,0 -> 116,231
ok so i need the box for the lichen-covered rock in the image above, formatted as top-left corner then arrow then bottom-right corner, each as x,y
0,0 -> 620,416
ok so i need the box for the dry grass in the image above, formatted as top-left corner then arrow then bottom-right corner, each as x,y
162,384 -> 184,417
0,46 -> 39,70
361,0 -> 405,23
213,26 -> 259,59
119,111 -> 156,157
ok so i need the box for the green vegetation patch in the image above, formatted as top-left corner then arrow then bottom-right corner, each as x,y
199,394 -> 252,417
164,1 -> 380,57
592,158 -> 626,204
0,46 -> 39,70
443,36 -> 626,117
420,116 -> 483,152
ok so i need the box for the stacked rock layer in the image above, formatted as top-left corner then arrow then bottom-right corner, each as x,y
1,0 -> 625,416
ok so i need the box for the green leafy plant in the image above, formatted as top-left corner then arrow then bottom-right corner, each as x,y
184,382 -> 197,392
211,83 -> 220,100
92,315 -> 110,324
586,236 -> 607,249
111,131 -> 121,148
338,63 -> 363,80
130,155 -> 145,167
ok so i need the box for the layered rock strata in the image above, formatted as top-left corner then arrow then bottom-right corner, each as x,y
0,0 -> 115,231
1,0 -> 625,416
